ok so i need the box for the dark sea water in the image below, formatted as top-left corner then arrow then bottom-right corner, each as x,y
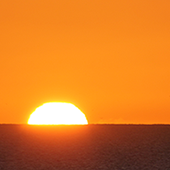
0,124 -> 170,170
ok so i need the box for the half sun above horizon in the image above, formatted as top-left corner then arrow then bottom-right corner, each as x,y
27,102 -> 88,125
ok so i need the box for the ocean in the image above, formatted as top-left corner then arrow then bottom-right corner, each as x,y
0,124 -> 170,170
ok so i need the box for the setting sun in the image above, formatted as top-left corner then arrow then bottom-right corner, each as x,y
27,102 -> 88,125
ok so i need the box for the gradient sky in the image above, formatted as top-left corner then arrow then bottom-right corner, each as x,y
0,0 -> 170,124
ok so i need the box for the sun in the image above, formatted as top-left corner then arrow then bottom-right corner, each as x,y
27,102 -> 88,125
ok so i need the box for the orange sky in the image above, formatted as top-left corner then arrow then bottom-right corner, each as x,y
0,0 -> 170,124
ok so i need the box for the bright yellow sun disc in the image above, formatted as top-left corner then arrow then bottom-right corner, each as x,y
27,102 -> 88,125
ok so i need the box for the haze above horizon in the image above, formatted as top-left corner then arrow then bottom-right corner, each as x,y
0,0 -> 170,124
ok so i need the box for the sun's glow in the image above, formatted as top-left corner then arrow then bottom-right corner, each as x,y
27,102 -> 88,125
